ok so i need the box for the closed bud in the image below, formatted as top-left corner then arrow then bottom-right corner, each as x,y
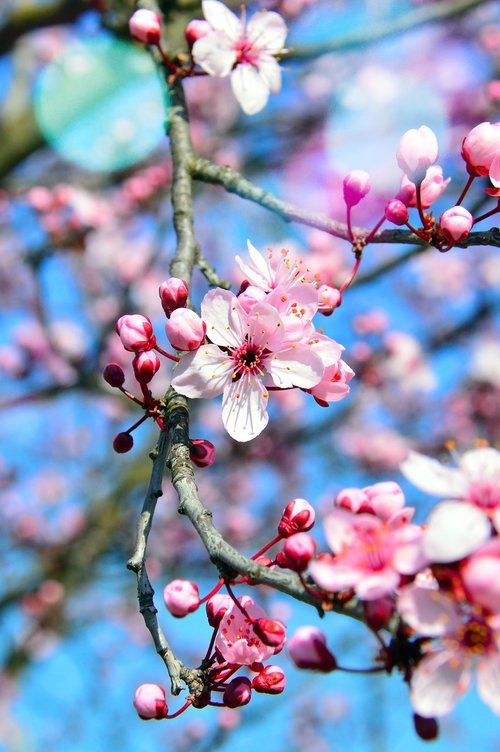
163,579 -> 200,617
129,9 -> 161,45
343,170 -> 371,207
189,438 -> 216,468
165,308 -> 206,351
461,121 -> 500,177
397,125 -> 438,183
252,618 -> 286,650
113,432 -> 133,453
279,533 -> 316,572
251,665 -> 286,694
317,284 -> 341,315
116,314 -> 156,352
413,713 -> 439,741
384,199 -> 408,226
278,498 -> 315,538
223,677 -> 252,708
288,626 -> 337,672
103,362 -> 125,387
206,593 -> 232,628
363,595 -> 395,631
133,351 -> 160,384
133,683 -> 168,720
159,278 -> 189,317
438,206 -> 473,244
185,19 -> 211,48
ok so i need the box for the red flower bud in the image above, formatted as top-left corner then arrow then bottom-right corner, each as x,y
189,438 -> 216,468
278,498 -> 315,538
252,618 -> 286,649
288,626 -> 337,672
413,714 -> 439,741
103,362 -> 125,387
133,351 -> 160,384
251,665 -> 286,694
206,594 -> 232,628
116,314 -> 156,353
113,432 -> 133,453
133,683 -> 168,720
278,533 -> 316,572
129,9 -> 161,45
384,199 -> 409,226
159,277 -> 189,317
343,170 -> 371,207
223,677 -> 252,708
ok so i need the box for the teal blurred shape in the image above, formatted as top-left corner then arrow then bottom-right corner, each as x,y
34,36 -> 168,172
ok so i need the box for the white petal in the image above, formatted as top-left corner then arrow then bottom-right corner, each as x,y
201,288 -> 245,347
400,451 -> 467,498
192,32 -> 236,77
235,241 -> 273,291
424,501 -> 491,563
477,655 -> 500,714
231,63 -> 270,115
202,0 -> 242,39
267,345 -> 324,389
222,373 -> 269,441
246,10 -> 287,52
171,346 -> 232,398
397,585 -> 459,636
256,54 -> 282,94
460,447 -> 500,482
410,650 -> 471,717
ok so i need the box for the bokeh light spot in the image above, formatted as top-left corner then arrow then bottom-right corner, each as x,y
34,36 -> 167,172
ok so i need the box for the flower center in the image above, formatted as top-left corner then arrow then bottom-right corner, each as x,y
235,38 -> 259,66
454,618 -> 493,656
468,480 -> 500,511
232,344 -> 265,378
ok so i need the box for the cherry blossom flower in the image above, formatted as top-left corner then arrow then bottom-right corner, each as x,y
215,596 -> 276,665
401,447 -> 500,555
192,1 -> 287,115
170,288 -> 324,441
396,126 -> 439,183
398,583 -> 500,717
309,507 -> 426,600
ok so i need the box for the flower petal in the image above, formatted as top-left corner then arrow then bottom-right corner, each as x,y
245,301 -> 285,351
222,373 -> 269,441
397,584 -> 460,636
423,501 -> 491,563
201,288 -> 245,347
171,345 -> 232,398
477,655 -> 500,714
255,54 -> 282,94
246,10 -> 287,52
192,31 -> 236,77
400,451 -> 467,498
410,650 -> 471,717
460,447 -> 500,482
231,63 -> 270,115
202,0 -> 242,39
355,569 -> 400,600
267,345 -> 324,389
309,559 -> 360,593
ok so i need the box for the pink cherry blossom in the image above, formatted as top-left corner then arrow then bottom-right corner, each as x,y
309,508 -> 426,600
235,241 -> 311,295
251,665 -> 286,694
170,288 -> 324,441
398,583 -> 500,717
438,206 -> 473,244
461,121 -> 500,177
215,596 -> 276,665
192,0 -> 287,115
336,481 -> 414,527
396,125 -> 439,183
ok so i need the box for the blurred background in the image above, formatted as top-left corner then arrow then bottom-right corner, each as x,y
0,0 -> 499,750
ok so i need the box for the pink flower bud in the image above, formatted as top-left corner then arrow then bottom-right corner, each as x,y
363,481 -> 405,519
133,351 -> 160,384
343,170 -> 371,207
223,677 -> 252,708
413,714 -> 439,741
189,438 -> 216,468
278,533 -> 316,572
438,206 -> 473,244
165,308 -> 206,351
397,125 -> 438,183
486,152 -> 500,196
185,19 -> 211,48
103,362 -> 125,387
384,199 -> 408,226
159,278 -> 189,317
336,487 -> 370,513
251,665 -> 286,694
461,121 -> 500,177
288,626 -> 337,672
133,683 -> 168,720
116,314 -> 156,353
163,579 -> 200,617
317,284 -> 341,315
397,166 -> 450,208
129,9 -> 161,45
278,498 -> 315,538
252,618 -> 287,650
362,595 -> 395,631
206,593 -> 233,628
113,432 -> 133,453
237,284 -> 267,314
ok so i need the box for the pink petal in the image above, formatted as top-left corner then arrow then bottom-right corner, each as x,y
400,451 -> 467,498
423,501 -> 491,563
231,63 -> 270,115
235,240 -> 274,291
397,584 -> 460,636
477,655 -> 500,714
246,10 -> 287,52
267,345 -> 324,389
392,525 -> 427,574
245,302 -> 285,351
322,509 -> 379,553
201,289 -> 245,347
192,31 -> 236,77
355,569 -> 400,600
309,559 -> 361,592
171,345 -> 233,398
222,373 -> 269,442
410,650 -> 471,717
202,0 -> 242,39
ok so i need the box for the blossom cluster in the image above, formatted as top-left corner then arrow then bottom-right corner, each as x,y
104,241 -> 353,445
